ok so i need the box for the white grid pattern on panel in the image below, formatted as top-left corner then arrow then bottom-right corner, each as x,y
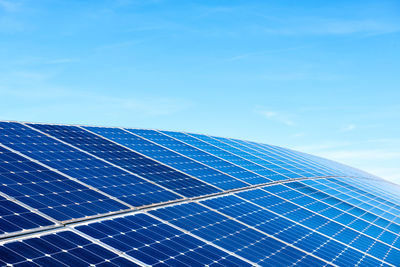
231,138 -> 316,177
156,130 -> 274,184
194,201 -> 336,266
205,134 -> 306,178
284,180 -> 400,237
122,128 -> 252,189
167,131 -> 293,182
230,191 -> 395,266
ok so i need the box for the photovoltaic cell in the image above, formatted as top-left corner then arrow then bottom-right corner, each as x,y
150,202 -> 328,266
186,132 -> 288,181
0,230 -> 139,266
146,130 -> 271,185
0,146 -> 126,221
0,195 -> 53,237
86,126 -> 246,190
0,122 -> 174,207
76,213 -> 250,266
0,121 -> 399,266
231,138 -> 316,177
31,124 -> 218,199
211,135 -> 304,179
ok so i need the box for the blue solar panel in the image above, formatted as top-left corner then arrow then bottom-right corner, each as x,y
0,230 -> 139,266
0,146 -> 128,221
86,126 -> 247,190
0,122 -> 176,207
31,124 -> 219,199
76,212 -> 251,266
0,121 -> 399,266
143,130 -> 271,185
150,202 -> 329,266
208,135 -> 304,179
0,194 -> 54,237
186,132 -> 289,181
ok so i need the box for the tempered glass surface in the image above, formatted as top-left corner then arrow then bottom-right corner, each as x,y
150,202 -> 328,266
231,138 -> 316,177
202,193 -> 384,266
86,126 -> 245,190
0,122 -> 170,208
211,136 -> 304,179
0,195 -> 53,237
187,133 -> 288,181
137,130 -> 270,185
0,146 -> 125,221
240,185 -> 399,266
1,121 -> 399,266
30,124 -> 210,199
0,230 -> 138,266
77,213 -> 250,266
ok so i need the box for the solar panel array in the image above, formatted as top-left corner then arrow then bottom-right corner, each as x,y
0,121 -> 399,266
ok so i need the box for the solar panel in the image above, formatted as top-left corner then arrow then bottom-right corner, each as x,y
185,132 -> 288,181
138,130 -> 271,185
0,122 -> 178,208
0,121 -> 399,266
86,126 -> 247,190
76,212 -> 251,266
0,230 -> 140,266
29,124 -> 216,199
0,146 -> 127,221
0,194 -> 54,237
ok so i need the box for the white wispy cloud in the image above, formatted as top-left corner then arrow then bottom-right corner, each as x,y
340,124 -> 356,132
255,108 -> 295,126
260,18 -> 400,36
0,0 -> 21,12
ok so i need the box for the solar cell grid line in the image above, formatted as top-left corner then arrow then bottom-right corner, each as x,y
233,138 -> 321,178
158,130 -> 273,185
326,179 -> 400,217
69,228 -> 150,266
247,141 -> 331,177
342,178 -> 400,206
267,181 -> 400,245
353,207 -> 400,267
382,227 -> 400,266
0,191 -> 56,239
149,201 -> 332,266
189,132 -> 307,181
329,178 -> 400,212
75,212 -> 254,267
29,123 -> 196,200
0,229 -> 141,266
161,130 -> 288,183
236,188 -> 395,266
289,149 -> 375,179
11,121 -> 179,209
143,213 -> 257,267
194,200 -> 333,266
259,144 -> 372,180
0,121 -> 138,212
185,132 -> 291,181
209,135 -> 304,179
268,146 -> 360,179
0,143 -> 130,223
77,125 -> 221,199
222,137 -> 313,177
305,179 -> 400,222
86,126 -> 247,191
253,143 -> 340,177
258,184 -> 400,260
131,128 -> 268,186
202,193 -> 385,267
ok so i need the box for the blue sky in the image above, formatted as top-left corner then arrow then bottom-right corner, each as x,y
1,0 -> 400,183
